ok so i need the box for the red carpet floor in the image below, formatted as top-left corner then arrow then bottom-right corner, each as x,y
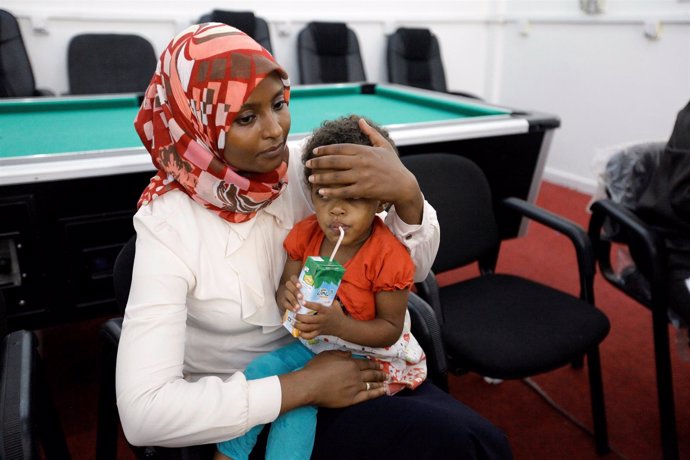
38,181 -> 689,459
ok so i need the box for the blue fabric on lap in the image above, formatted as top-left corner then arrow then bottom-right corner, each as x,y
217,341 -> 316,460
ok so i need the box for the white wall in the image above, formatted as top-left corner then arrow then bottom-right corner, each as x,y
4,0 -> 690,194
497,0 -> 690,191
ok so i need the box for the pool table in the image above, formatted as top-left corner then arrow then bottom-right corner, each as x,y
0,83 -> 559,328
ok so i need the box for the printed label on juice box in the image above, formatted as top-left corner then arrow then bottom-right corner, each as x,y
283,256 -> 345,337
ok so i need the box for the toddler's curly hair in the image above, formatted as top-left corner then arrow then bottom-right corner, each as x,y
302,115 -> 397,184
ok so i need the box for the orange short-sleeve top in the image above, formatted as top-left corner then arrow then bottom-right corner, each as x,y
283,215 -> 415,321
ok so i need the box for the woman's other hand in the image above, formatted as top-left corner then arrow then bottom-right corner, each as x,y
278,351 -> 386,413
305,118 -> 424,225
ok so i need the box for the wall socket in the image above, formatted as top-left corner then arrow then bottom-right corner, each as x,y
580,0 -> 605,14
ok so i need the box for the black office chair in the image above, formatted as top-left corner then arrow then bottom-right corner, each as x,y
67,33 -> 157,95
97,236 -> 447,459
198,10 -> 273,54
386,27 -> 481,100
403,153 -> 611,454
0,292 -> 71,459
587,137 -> 684,460
297,22 -> 366,84
0,9 -> 54,97
589,199 -> 677,460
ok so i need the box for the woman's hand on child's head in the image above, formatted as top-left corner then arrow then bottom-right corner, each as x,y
294,299 -> 348,339
306,118 -> 420,210
277,275 -> 303,312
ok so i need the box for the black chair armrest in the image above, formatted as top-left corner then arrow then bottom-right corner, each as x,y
503,197 -> 595,301
413,271 -> 443,325
100,317 -> 123,347
407,292 -> 448,392
1,330 -> 71,459
588,199 -> 667,307
2,330 -> 38,459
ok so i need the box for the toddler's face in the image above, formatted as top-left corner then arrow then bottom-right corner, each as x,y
310,185 -> 381,248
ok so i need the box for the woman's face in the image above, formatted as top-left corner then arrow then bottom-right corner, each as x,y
223,73 -> 291,174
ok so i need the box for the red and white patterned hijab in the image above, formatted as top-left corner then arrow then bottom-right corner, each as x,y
134,23 -> 291,223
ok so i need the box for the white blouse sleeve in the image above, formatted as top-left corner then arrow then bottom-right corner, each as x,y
383,200 -> 440,282
115,205 -> 282,447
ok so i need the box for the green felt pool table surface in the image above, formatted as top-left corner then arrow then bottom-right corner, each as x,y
0,84 -> 558,327
0,83 -> 511,159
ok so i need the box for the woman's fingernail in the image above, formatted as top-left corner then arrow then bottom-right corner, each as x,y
308,175 -> 314,183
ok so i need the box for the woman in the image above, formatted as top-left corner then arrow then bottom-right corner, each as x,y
116,23 -> 512,459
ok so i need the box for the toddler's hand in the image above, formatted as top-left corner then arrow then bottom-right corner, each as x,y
295,299 -> 347,339
277,275 -> 303,312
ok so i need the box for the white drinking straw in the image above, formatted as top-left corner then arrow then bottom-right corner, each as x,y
329,226 -> 345,261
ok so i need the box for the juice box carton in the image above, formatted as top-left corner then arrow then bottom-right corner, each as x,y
283,256 -> 345,337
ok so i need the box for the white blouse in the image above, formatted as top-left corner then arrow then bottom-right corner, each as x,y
116,145 -> 440,447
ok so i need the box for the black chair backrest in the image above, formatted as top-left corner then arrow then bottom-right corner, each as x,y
113,236 -> 136,313
67,33 -> 157,95
0,9 -> 39,98
199,10 -> 273,53
401,153 -> 499,273
297,21 -> 365,84
387,27 -> 447,92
